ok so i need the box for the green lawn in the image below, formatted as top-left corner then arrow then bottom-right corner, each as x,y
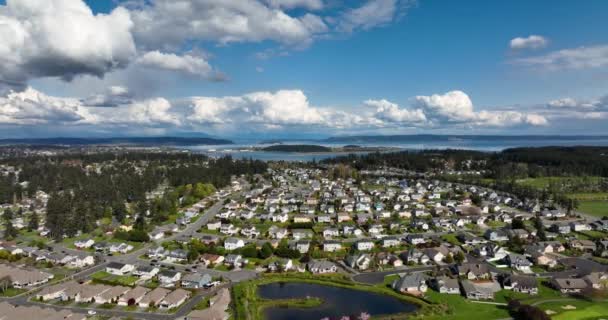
569,193 -> 608,201
418,291 -> 510,320
578,200 -> 608,218
91,271 -> 138,286
441,234 -> 461,245
517,176 -> 604,190
537,299 -> 608,320
0,287 -> 27,297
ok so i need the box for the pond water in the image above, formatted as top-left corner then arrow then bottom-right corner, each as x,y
258,282 -> 417,320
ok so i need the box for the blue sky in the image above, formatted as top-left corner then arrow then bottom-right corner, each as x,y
1,0 -> 608,138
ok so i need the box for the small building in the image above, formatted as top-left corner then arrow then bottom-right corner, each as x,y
105,262 -> 134,276
392,273 -> 427,296
432,276 -> 460,294
181,273 -> 213,289
307,260 -> 337,274
159,289 -> 191,309
139,287 -> 171,308
550,278 -> 588,294
118,286 -> 150,306
460,280 -> 501,300
224,238 -> 245,251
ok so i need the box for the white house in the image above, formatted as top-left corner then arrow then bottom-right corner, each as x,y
106,262 -> 134,276
224,238 -> 245,251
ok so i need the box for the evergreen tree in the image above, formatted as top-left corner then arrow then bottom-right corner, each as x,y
28,211 -> 39,231
2,208 -> 17,239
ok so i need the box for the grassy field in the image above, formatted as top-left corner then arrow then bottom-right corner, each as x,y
578,200 -> 608,218
569,193 -> 608,200
516,176 -> 604,190
418,291 -> 510,320
91,271 -> 138,286
537,299 -> 608,320
0,287 -> 27,297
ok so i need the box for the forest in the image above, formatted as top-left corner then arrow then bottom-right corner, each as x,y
323,146 -> 608,179
1,151 -> 267,239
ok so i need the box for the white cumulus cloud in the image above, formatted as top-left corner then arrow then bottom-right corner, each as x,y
365,99 -> 426,124
510,35 -> 548,50
130,0 -> 328,49
414,90 -> 547,127
264,0 -> 324,10
0,0 -> 136,91
136,51 -> 219,79
514,44 -> 608,70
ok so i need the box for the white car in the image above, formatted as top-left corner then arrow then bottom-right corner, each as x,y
87,310 -> 97,315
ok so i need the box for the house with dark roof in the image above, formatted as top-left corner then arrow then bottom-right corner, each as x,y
502,275 -> 538,294
456,263 -> 493,280
392,273 -> 427,296
460,280 -> 500,300
432,276 -> 460,294
550,278 -> 588,294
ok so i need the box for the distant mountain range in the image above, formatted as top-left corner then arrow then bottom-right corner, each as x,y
0,137 -> 233,146
322,134 -> 608,143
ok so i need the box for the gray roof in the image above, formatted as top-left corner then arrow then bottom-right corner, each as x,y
393,273 -> 426,290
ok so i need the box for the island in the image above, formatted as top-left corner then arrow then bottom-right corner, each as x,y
259,144 -> 397,153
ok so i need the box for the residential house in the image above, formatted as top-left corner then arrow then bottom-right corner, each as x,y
268,226 -> 288,240
551,278 -> 588,294
583,272 -> 608,290
570,221 -> 592,232
570,239 -> 597,252
139,287 -> 171,308
224,238 -> 245,251
401,248 -> 430,265
147,247 -> 167,259
392,273 -> 427,296
406,234 -> 426,245
307,260 -> 337,274
133,265 -> 159,280
323,240 -> 342,252
74,239 -> 95,249
117,286 -> 150,306
461,280 -> 501,300
456,263 -> 493,280
432,276 -> 460,294
181,273 -> 212,289
323,228 -> 340,238
95,286 -> 130,304
109,242 -> 133,254
105,262 -> 134,276
166,249 -> 188,263
506,253 -> 533,272
382,237 -> 401,248
292,241 -> 310,254
0,265 -> 53,288
225,254 -> 243,268
292,229 -> 313,240
159,289 -> 191,309
484,229 -> 509,242
200,253 -> 224,267
355,240 -> 375,251
159,270 -> 182,287
502,275 -> 538,294
345,253 -> 372,270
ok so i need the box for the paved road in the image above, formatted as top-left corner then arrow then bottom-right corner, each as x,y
1,187 -> 250,319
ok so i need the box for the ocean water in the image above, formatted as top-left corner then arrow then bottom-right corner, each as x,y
180,138 -> 608,162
